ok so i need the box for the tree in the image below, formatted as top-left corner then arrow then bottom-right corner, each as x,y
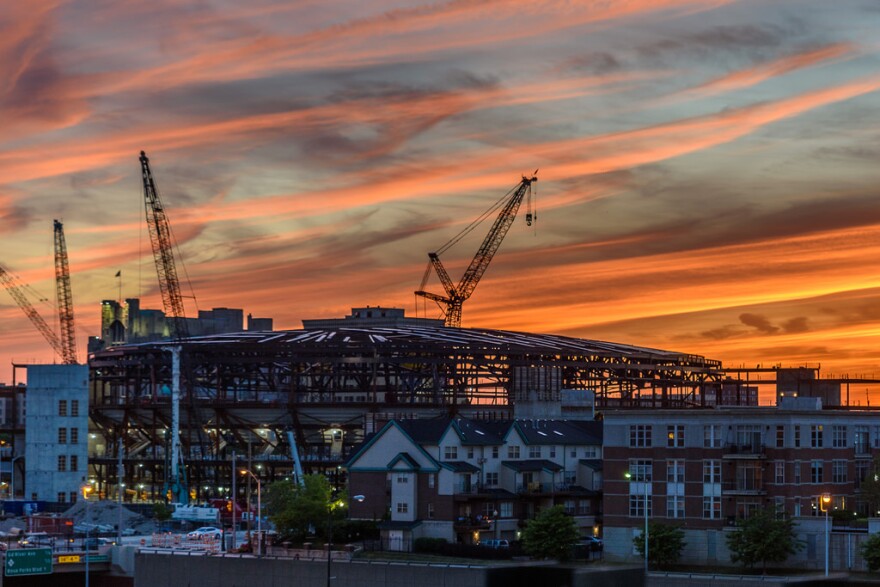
859,456 -> 880,516
726,507 -> 803,573
861,533 -> 880,571
522,505 -> 580,561
632,522 -> 686,568
264,474 -> 335,541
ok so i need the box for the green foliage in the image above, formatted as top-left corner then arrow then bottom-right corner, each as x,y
265,474 -> 334,541
860,458 -> 880,515
521,505 -> 580,561
632,521 -> 686,568
861,533 -> 880,571
152,502 -> 172,521
726,507 -> 803,572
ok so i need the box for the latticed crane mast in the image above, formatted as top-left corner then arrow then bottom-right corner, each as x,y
415,173 -> 537,328
139,151 -> 189,340
53,219 -> 78,364
0,264 -> 65,360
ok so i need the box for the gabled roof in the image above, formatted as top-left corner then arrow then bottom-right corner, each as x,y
345,420 -> 441,471
442,461 -> 480,473
451,418 -> 508,446
510,419 -> 602,445
501,459 -> 563,473
393,418 -> 453,445
388,452 -> 421,471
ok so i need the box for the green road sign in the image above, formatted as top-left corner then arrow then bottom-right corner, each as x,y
5,548 -> 53,576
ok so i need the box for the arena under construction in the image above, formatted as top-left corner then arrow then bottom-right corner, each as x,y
87,307 -> 726,502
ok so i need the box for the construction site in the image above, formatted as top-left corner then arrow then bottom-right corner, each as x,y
2,152 -> 876,505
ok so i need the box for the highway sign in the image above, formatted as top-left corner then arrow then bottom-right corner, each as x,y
5,548 -> 53,576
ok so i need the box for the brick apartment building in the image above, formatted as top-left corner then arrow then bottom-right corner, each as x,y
602,397 -> 879,568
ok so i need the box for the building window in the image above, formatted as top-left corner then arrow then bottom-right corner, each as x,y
58,428 -> 67,444
667,425 -> 684,448
570,448 -> 576,458
396,502 -> 408,514
485,472 -> 498,486
667,495 -> 684,518
794,497 -> 802,517
500,502 -> 513,517
630,425 -> 652,448
666,460 -> 684,483
794,426 -> 801,448
855,426 -> 869,454
564,470 -> 576,485
776,425 -> 785,448
564,500 -> 576,515
483,503 -> 495,518
467,447 -> 474,459
811,460 -> 823,484
529,446 -> 541,459
69,492 -> 77,504
794,461 -> 802,484
444,446 -> 457,460
58,400 -> 67,417
397,475 -> 408,484
857,460 -> 871,489
428,474 -> 435,489
811,425 -> 823,448
629,494 -> 652,517
873,426 -> 880,449
427,503 -> 434,519
492,446 -> 499,459
702,496 -> 721,519
629,459 -> 652,482
832,425 -> 847,448
58,492 -> 66,503
578,499 -> 591,515
774,461 -> 785,484
70,455 -> 78,472
71,400 -> 79,417
583,446 -> 599,459
57,456 -> 67,472
508,446 -> 520,459
703,460 -> 721,484
703,424 -> 722,448
549,446 -> 556,458
70,428 -> 78,444
832,460 -> 847,483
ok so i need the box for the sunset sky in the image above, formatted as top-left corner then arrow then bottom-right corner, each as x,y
2,0 -> 880,397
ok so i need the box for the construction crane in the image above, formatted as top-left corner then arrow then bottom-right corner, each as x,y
139,150 -> 190,340
415,173 -> 537,328
53,220 -> 78,364
0,264 -> 66,361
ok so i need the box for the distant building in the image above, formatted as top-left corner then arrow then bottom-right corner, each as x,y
0,381 -> 25,498
89,298 -> 273,351
302,306 -> 444,330
246,313 -> 273,331
24,365 -> 89,503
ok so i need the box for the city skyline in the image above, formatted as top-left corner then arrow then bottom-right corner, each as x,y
1,1 -> 879,395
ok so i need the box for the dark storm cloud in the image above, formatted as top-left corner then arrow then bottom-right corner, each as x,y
739,313 -> 779,334
782,316 -> 810,333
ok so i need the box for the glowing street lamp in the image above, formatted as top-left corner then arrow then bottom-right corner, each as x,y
820,493 -> 832,576
240,469 -> 261,556
82,483 -> 93,587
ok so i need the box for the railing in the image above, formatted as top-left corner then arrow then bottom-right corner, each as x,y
722,442 -> 766,456
721,481 -> 765,494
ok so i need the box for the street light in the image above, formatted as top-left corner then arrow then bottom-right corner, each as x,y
81,483 -> 93,587
239,469 -> 261,557
624,470 -> 649,573
821,493 -> 832,576
327,495 -> 364,587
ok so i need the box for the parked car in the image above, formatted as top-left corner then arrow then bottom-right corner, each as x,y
481,539 -> 509,549
187,527 -> 222,541
580,536 -> 603,551
83,537 -> 114,550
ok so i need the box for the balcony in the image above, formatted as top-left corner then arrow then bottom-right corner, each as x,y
722,442 -> 766,459
721,480 -> 766,496
453,516 -> 491,530
517,482 -> 555,494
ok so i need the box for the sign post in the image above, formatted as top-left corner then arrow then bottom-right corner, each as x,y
5,548 -> 53,576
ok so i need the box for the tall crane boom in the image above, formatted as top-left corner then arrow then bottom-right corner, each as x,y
53,220 -> 78,364
139,150 -> 190,340
415,173 -> 537,328
0,264 -> 65,360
